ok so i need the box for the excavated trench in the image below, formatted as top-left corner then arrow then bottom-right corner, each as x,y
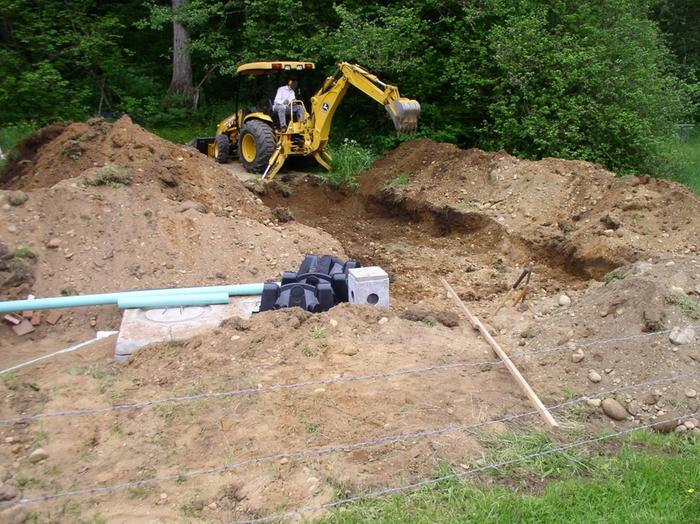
262,181 -> 592,310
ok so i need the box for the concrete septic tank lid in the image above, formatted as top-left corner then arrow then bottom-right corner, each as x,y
115,296 -> 260,361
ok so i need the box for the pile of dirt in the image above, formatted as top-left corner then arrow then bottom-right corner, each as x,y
1,258 -> 697,522
0,305 -> 524,522
0,118 -> 343,353
488,256 -> 699,416
365,140 -> 699,277
1,116 -> 263,215
1,135 -> 699,522
263,139 -> 700,313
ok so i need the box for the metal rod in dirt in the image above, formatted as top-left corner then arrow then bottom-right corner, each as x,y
0,283 -> 265,314
440,277 -> 559,429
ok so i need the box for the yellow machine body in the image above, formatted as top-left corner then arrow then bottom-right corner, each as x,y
200,61 -> 420,180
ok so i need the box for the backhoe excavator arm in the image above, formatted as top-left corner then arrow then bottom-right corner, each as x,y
263,62 -> 419,180
308,62 -> 420,153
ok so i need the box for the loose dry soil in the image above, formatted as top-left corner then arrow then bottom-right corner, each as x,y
0,131 -> 699,523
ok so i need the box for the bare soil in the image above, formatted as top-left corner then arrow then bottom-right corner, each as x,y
0,133 -> 699,523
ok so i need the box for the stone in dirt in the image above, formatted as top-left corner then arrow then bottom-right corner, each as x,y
558,294 -> 571,306
0,483 -> 19,501
28,448 -> 48,463
669,327 -> 695,345
272,207 -> 294,222
178,200 -> 207,214
588,370 -> 602,383
570,349 -> 584,363
686,389 -> 698,399
587,398 -> 602,408
651,419 -> 678,433
45,237 -> 60,249
8,191 -> 28,206
601,398 -> 628,420
0,505 -> 29,524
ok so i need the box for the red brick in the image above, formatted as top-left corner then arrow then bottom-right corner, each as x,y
12,320 -> 35,336
3,313 -> 23,325
30,311 -> 43,326
45,311 -> 63,325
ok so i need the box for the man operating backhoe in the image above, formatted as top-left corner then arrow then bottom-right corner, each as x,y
273,78 -> 305,132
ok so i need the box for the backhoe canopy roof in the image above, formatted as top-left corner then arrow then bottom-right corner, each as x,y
236,61 -> 315,76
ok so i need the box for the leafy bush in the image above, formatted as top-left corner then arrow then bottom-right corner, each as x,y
315,141 -> 377,190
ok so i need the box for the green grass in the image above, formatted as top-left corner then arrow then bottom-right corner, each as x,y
80,164 -> 132,187
0,122 -> 39,169
12,245 -> 38,259
315,141 -> 377,190
603,269 -> 626,283
667,132 -> 700,195
321,431 -> 700,524
147,123 -> 213,145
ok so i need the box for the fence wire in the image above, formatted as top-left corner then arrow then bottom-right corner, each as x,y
230,410 -> 700,523
3,369 -> 698,508
2,326 -> 695,426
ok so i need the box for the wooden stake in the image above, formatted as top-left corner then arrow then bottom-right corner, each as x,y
441,278 -> 559,429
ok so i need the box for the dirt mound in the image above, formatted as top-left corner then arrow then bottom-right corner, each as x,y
0,305 -> 527,521
365,140 -> 700,278
263,139 -> 700,314
496,256 -> 700,424
2,258 -> 697,521
1,116 -> 263,215
0,123 -> 68,186
0,118 -> 343,351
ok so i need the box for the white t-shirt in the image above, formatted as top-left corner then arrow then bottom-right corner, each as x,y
274,85 -> 295,106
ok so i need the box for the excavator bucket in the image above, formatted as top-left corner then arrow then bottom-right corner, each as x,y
386,98 -> 421,133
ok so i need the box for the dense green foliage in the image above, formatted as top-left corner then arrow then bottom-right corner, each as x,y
322,431 -> 700,523
0,0 -> 698,177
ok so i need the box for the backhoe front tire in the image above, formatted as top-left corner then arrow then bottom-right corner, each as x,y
238,120 -> 276,173
214,134 -> 230,163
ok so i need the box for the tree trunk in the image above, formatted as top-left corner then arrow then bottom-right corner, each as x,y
168,0 -> 194,105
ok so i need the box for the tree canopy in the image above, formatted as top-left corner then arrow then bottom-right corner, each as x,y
0,0 -> 697,175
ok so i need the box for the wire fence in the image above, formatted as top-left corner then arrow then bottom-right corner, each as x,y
3,367 -> 698,509
2,325 -> 696,426
230,410 -> 700,524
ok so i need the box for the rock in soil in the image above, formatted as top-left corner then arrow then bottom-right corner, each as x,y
178,200 -> 207,214
272,206 -> 294,222
601,398 -> 628,420
669,327 -> 695,345
588,370 -> 602,383
8,191 -> 28,206
686,389 -> 698,399
28,448 -> 48,463
0,484 -> 19,501
570,349 -> 584,363
0,505 -> 29,524
652,419 -> 678,433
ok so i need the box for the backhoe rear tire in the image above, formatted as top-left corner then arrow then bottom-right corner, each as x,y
214,134 -> 230,163
238,120 -> 276,173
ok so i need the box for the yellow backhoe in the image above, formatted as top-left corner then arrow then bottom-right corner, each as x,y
191,61 -> 420,180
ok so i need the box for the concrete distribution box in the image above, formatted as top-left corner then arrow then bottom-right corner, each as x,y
348,266 -> 390,308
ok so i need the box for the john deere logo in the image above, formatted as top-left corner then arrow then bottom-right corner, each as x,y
322,103 -> 330,112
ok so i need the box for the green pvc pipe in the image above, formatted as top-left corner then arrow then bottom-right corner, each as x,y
0,283 -> 264,314
117,293 -> 231,309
